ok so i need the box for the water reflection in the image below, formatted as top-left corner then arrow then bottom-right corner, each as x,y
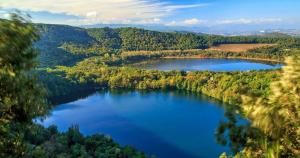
48,88 -> 96,105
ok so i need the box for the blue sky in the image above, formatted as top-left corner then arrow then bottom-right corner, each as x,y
1,0 -> 299,29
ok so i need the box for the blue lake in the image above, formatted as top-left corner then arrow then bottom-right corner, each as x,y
134,58 -> 282,71
40,90 -> 244,158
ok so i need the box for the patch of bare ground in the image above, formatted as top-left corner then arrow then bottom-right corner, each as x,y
207,44 -> 275,52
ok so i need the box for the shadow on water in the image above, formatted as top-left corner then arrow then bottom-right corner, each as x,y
87,113 -> 199,158
48,88 -> 97,105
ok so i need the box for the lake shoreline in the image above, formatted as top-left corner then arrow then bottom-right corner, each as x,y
132,58 -> 283,72
162,56 -> 282,63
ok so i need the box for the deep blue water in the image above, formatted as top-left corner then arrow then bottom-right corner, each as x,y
134,58 -> 282,71
40,90 -> 242,158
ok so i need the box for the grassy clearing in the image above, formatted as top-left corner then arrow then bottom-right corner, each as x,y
207,44 -> 275,52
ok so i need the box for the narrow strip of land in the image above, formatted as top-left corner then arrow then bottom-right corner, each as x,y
122,43 -> 282,63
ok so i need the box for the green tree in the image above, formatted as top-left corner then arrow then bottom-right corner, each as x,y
240,53 -> 300,157
0,12 -> 48,157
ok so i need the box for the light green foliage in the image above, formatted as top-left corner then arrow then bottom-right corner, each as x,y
240,53 -> 300,157
60,42 -> 104,55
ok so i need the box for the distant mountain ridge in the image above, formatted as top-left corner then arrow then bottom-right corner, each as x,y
81,23 -> 300,37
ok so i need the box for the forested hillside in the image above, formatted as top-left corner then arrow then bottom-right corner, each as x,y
35,24 -> 95,67
34,24 -> 299,67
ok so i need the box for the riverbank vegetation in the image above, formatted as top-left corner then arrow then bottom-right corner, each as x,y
41,59 -> 279,106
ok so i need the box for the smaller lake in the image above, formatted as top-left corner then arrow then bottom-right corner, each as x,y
40,90 -> 245,158
133,58 -> 282,71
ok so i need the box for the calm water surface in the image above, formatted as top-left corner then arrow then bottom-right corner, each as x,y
40,90 -> 242,158
133,58 -> 282,71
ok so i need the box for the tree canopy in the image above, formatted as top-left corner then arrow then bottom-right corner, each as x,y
240,53 -> 300,157
0,12 -> 48,156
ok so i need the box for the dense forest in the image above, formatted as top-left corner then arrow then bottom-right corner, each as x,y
1,13 -> 300,158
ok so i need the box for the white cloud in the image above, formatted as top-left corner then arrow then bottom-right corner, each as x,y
135,18 -> 161,24
164,18 -> 205,26
183,18 -> 202,25
86,11 -> 97,18
164,4 -> 210,12
216,18 -> 282,25
165,20 -> 177,26
1,0 -> 209,25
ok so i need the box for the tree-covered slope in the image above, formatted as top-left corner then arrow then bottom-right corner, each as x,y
34,24 -> 300,68
35,24 -> 95,67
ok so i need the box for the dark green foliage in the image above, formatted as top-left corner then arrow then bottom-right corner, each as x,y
88,27 -> 122,50
215,105 -> 261,155
35,24 -> 96,67
59,27 -> 122,56
24,124 -> 146,158
36,24 -> 94,44
115,28 -> 208,51
37,69 -> 97,105
0,13 -> 49,157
